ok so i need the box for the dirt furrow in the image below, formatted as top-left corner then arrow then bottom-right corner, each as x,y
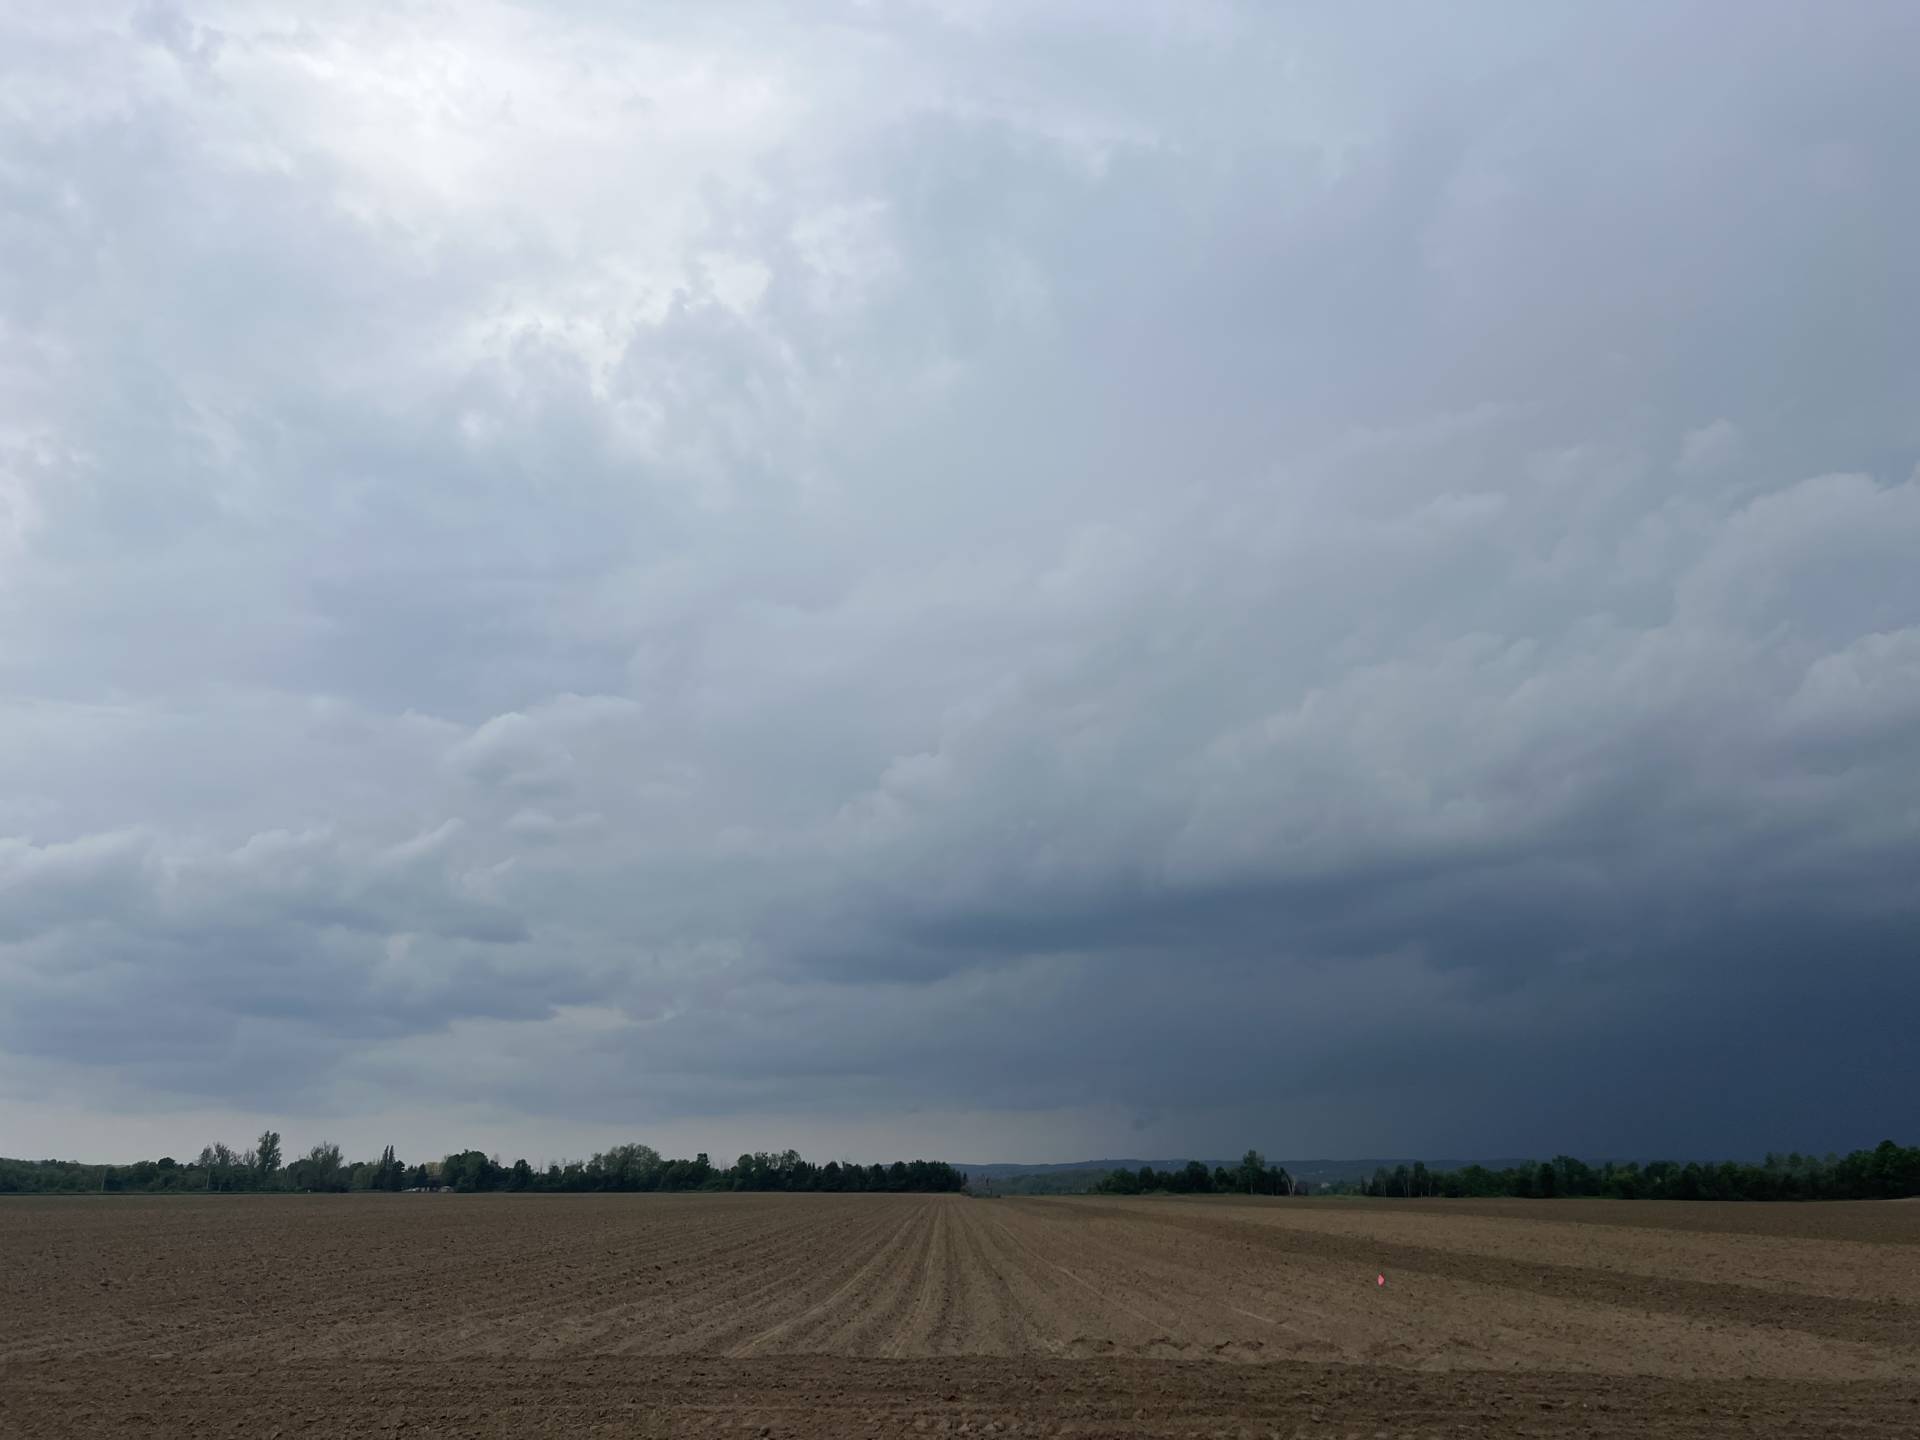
8,1190 -> 1920,1436
1053,1198 -> 1920,1353
724,1201 -> 930,1356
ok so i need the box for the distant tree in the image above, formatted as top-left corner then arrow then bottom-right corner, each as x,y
256,1130 -> 282,1183
1554,1155 -> 1594,1195
293,1141 -> 345,1192
1870,1139 -> 1919,1199
442,1150 -> 499,1192
366,1145 -> 404,1192
51,1135 -> 1920,1204
598,1143 -> 662,1191
198,1142 -> 244,1192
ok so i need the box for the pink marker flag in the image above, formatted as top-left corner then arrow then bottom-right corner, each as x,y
1376,1274 -> 1386,1287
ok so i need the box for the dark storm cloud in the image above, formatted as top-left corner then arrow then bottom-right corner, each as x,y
2,0 -> 1917,1160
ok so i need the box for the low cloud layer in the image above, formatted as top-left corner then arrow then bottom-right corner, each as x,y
3,2 -> 1918,1163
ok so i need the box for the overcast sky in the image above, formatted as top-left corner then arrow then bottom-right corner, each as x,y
3,2 -> 1918,1167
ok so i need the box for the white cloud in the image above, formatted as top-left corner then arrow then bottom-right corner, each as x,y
2,0 -> 1918,1161
1676,419 -> 1744,477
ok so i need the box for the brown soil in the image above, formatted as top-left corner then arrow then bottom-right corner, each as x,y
3,1192 -> 1917,1436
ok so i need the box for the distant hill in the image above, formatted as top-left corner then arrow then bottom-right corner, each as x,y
1279,1158 -> 1537,1184
956,1160 -> 1180,1180
955,1158 -> 1537,1186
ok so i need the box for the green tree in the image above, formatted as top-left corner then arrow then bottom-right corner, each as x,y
597,1143 -> 662,1191
199,1142 -> 242,1192
441,1150 -> 500,1192
370,1144 -> 404,1191
1239,1149 -> 1266,1195
255,1130 -> 282,1183
290,1141 -> 345,1192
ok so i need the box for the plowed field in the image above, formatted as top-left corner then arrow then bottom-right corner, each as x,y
4,1193 -> 1918,1436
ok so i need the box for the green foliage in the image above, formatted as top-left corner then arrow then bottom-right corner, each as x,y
440,1150 -> 500,1192
978,1168 -> 1111,1196
287,1141 -> 346,1192
1352,1142 -> 1920,1201
0,1135 -> 367,1196
29,1136 -> 1916,1205
400,1146 -> 963,1195
1096,1153 -> 1293,1197
368,1145 -> 404,1192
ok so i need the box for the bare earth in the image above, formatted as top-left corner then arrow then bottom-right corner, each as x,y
4,1192 -> 1918,1436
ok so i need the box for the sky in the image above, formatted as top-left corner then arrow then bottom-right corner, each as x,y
3,1 -> 1918,1167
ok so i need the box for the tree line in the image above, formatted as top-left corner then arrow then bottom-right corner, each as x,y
0,1135 -> 966,1196
438,1146 -> 967,1195
1348,1141 -> 1920,1201
13,1137 -> 1915,1202
1098,1149 -> 1301,1196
